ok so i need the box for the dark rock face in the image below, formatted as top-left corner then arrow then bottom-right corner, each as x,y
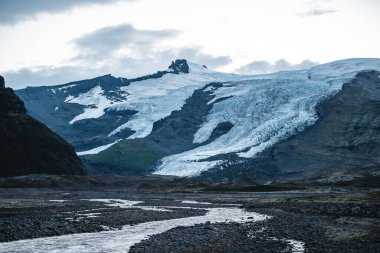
136,83 -> 234,155
206,121 -> 234,144
0,75 -> 4,88
0,76 -> 85,177
140,84 -> 217,154
0,88 -> 26,115
127,59 -> 190,83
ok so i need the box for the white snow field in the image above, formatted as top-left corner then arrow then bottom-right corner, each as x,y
0,202 -> 276,253
108,63 -> 248,139
64,59 -> 380,176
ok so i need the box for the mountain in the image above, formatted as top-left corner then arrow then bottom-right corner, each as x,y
16,59 -> 380,180
0,76 -> 85,177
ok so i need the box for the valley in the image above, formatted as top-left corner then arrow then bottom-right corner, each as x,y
0,177 -> 378,252
1,1 -> 379,252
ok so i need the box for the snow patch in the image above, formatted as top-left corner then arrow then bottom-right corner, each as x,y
58,84 -> 77,92
77,140 -> 121,156
65,86 -> 126,124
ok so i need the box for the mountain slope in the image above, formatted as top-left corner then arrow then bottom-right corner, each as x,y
0,76 -> 85,177
16,58 -> 380,179
17,60 -> 245,154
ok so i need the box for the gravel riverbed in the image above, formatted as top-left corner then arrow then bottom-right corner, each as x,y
0,188 -> 379,252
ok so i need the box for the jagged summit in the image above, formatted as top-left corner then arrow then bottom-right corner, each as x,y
168,59 -> 190,74
0,77 -> 26,115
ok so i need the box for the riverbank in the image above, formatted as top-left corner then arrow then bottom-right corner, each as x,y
0,177 -> 379,252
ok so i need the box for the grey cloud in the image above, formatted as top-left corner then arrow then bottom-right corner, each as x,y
0,0 -> 132,24
72,23 -> 179,60
4,47 -> 233,88
236,59 -> 318,74
4,23 -> 232,88
71,24 -> 231,76
157,47 -> 232,69
3,66 -> 108,89
298,7 -> 337,17
94,46 -> 232,78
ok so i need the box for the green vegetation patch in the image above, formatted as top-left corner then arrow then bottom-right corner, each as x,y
84,139 -> 168,175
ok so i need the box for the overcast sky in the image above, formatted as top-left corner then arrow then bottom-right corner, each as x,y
0,0 -> 379,88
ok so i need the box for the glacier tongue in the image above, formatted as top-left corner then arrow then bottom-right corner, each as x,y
154,59 -> 380,177
154,79 -> 343,177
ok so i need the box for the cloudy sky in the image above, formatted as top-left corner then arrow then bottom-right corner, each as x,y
0,0 -> 379,88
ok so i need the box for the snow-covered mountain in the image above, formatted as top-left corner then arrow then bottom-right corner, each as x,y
16,59 -> 380,179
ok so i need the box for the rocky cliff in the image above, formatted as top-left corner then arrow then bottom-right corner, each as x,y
0,75 -> 85,177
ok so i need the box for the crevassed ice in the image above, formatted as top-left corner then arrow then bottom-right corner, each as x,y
154,78 -> 342,177
154,58 -> 380,177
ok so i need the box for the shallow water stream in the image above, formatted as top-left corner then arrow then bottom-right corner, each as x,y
0,200 -> 304,253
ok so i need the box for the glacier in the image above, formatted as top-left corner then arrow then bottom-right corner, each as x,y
153,59 -> 380,176
60,58 -> 380,177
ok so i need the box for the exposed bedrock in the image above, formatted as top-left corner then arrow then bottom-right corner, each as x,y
140,84 -> 220,154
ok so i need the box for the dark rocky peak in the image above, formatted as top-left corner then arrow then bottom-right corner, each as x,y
0,75 -> 4,88
168,59 -> 190,74
96,74 -> 115,83
128,59 -> 190,83
0,75 -> 26,115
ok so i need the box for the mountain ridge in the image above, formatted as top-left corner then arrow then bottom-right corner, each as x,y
15,58 -> 380,179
